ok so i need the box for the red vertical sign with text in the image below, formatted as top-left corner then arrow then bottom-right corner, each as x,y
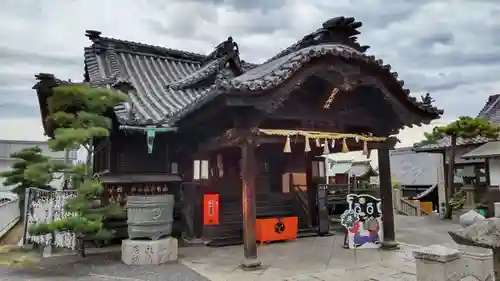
203,194 -> 220,225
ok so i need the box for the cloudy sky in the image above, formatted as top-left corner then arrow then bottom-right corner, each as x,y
0,0 -> 498,146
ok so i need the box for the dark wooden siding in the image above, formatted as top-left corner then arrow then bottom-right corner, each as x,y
110,130 -> 170,174
93,138 -> 111,174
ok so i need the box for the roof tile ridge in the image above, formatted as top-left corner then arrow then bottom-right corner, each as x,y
165,57 -> 226,90
84,29 -> 206,62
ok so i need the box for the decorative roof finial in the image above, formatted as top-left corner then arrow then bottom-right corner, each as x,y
206,36 -> 240,62
35,73 -> 55,81
420,93 -> 435,106
85,30 -> 102,42
310,16 -> 370,53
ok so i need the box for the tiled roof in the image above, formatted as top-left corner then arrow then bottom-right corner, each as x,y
415,93 -> 500,151
83,30 -> 246,126
76,16 -> 442,127
477,94 -> 500,123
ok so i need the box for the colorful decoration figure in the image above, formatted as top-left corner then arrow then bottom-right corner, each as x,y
340,194 -> 383,249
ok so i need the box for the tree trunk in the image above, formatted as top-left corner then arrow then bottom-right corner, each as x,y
85,145 -> 93,179
444,135 -> 457,219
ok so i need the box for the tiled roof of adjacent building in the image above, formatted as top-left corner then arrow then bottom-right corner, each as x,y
37,16 -> 443,128
414,94 -> 500,152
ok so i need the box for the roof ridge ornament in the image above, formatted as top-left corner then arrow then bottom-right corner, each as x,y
205,36 -> 241,64
420,92 -> 438,109
310,17 -> 370,53
85,30 -> 102,42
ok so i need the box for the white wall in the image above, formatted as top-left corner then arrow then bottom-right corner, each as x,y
488,158 -> 500,186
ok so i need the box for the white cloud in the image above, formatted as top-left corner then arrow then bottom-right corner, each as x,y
395,118 -> 455,148
0,0 -> 497,141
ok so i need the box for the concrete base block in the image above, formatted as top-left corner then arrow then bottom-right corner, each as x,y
121,237 -> 178,265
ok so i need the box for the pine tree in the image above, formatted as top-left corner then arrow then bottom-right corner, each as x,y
422,116 -> 500,219
0,147 -> 64,218
28,84 -> 128,242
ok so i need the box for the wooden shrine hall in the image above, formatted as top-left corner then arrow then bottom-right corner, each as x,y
34,16 -> 442,267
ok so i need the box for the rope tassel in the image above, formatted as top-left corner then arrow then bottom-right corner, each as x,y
363,140 -> 368,155
342,138 -> 349,153
284,136 -> 292,153
304,136 -> 311,152
323,139 -> 330,154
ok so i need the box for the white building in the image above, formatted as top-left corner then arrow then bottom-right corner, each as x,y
0,139 -> 77,191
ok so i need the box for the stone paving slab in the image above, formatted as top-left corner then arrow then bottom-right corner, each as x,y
0,215 -> 463,281
179,236 -> 421,281
1,251 -> 210,281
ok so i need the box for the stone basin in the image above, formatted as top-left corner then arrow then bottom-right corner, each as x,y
449,217 -> 500,280
449,217 -> 500,249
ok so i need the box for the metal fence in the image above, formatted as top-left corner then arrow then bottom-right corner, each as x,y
0,194 -> 20,240
23,187 -> 77,249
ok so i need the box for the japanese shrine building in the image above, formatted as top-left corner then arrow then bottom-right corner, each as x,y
34,16 -> 442,266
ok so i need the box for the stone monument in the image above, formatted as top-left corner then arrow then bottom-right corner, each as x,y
121,194 -> 178,265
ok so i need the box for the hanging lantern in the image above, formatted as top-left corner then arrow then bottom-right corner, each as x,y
304,136 -> 311,152
342,138 -> 349,153
323,139 -> 330,154
315,138 -> 321,147
284,136 -> 292,153
355,135 -> 360,143
331,139 -> 336,149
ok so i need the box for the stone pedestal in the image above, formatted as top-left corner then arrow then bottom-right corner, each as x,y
121,237 -> 178,265
413,245 -> 461,281
459,245 -> 494,281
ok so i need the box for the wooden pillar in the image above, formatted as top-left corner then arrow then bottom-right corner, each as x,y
305,154 -> 317,227
240,134 -> 261,268
377,145 -> 398,249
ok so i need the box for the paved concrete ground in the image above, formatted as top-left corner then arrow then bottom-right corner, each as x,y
179,214 -> 464,281
0,214 -> 464,281
1,251 -> 210,281
394,213 -> 461,247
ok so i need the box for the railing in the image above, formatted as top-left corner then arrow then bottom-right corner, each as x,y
399,198 -> 419,216
292,184 -> 311,227
0,196 -> 20,239
392,188 -> 430,216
